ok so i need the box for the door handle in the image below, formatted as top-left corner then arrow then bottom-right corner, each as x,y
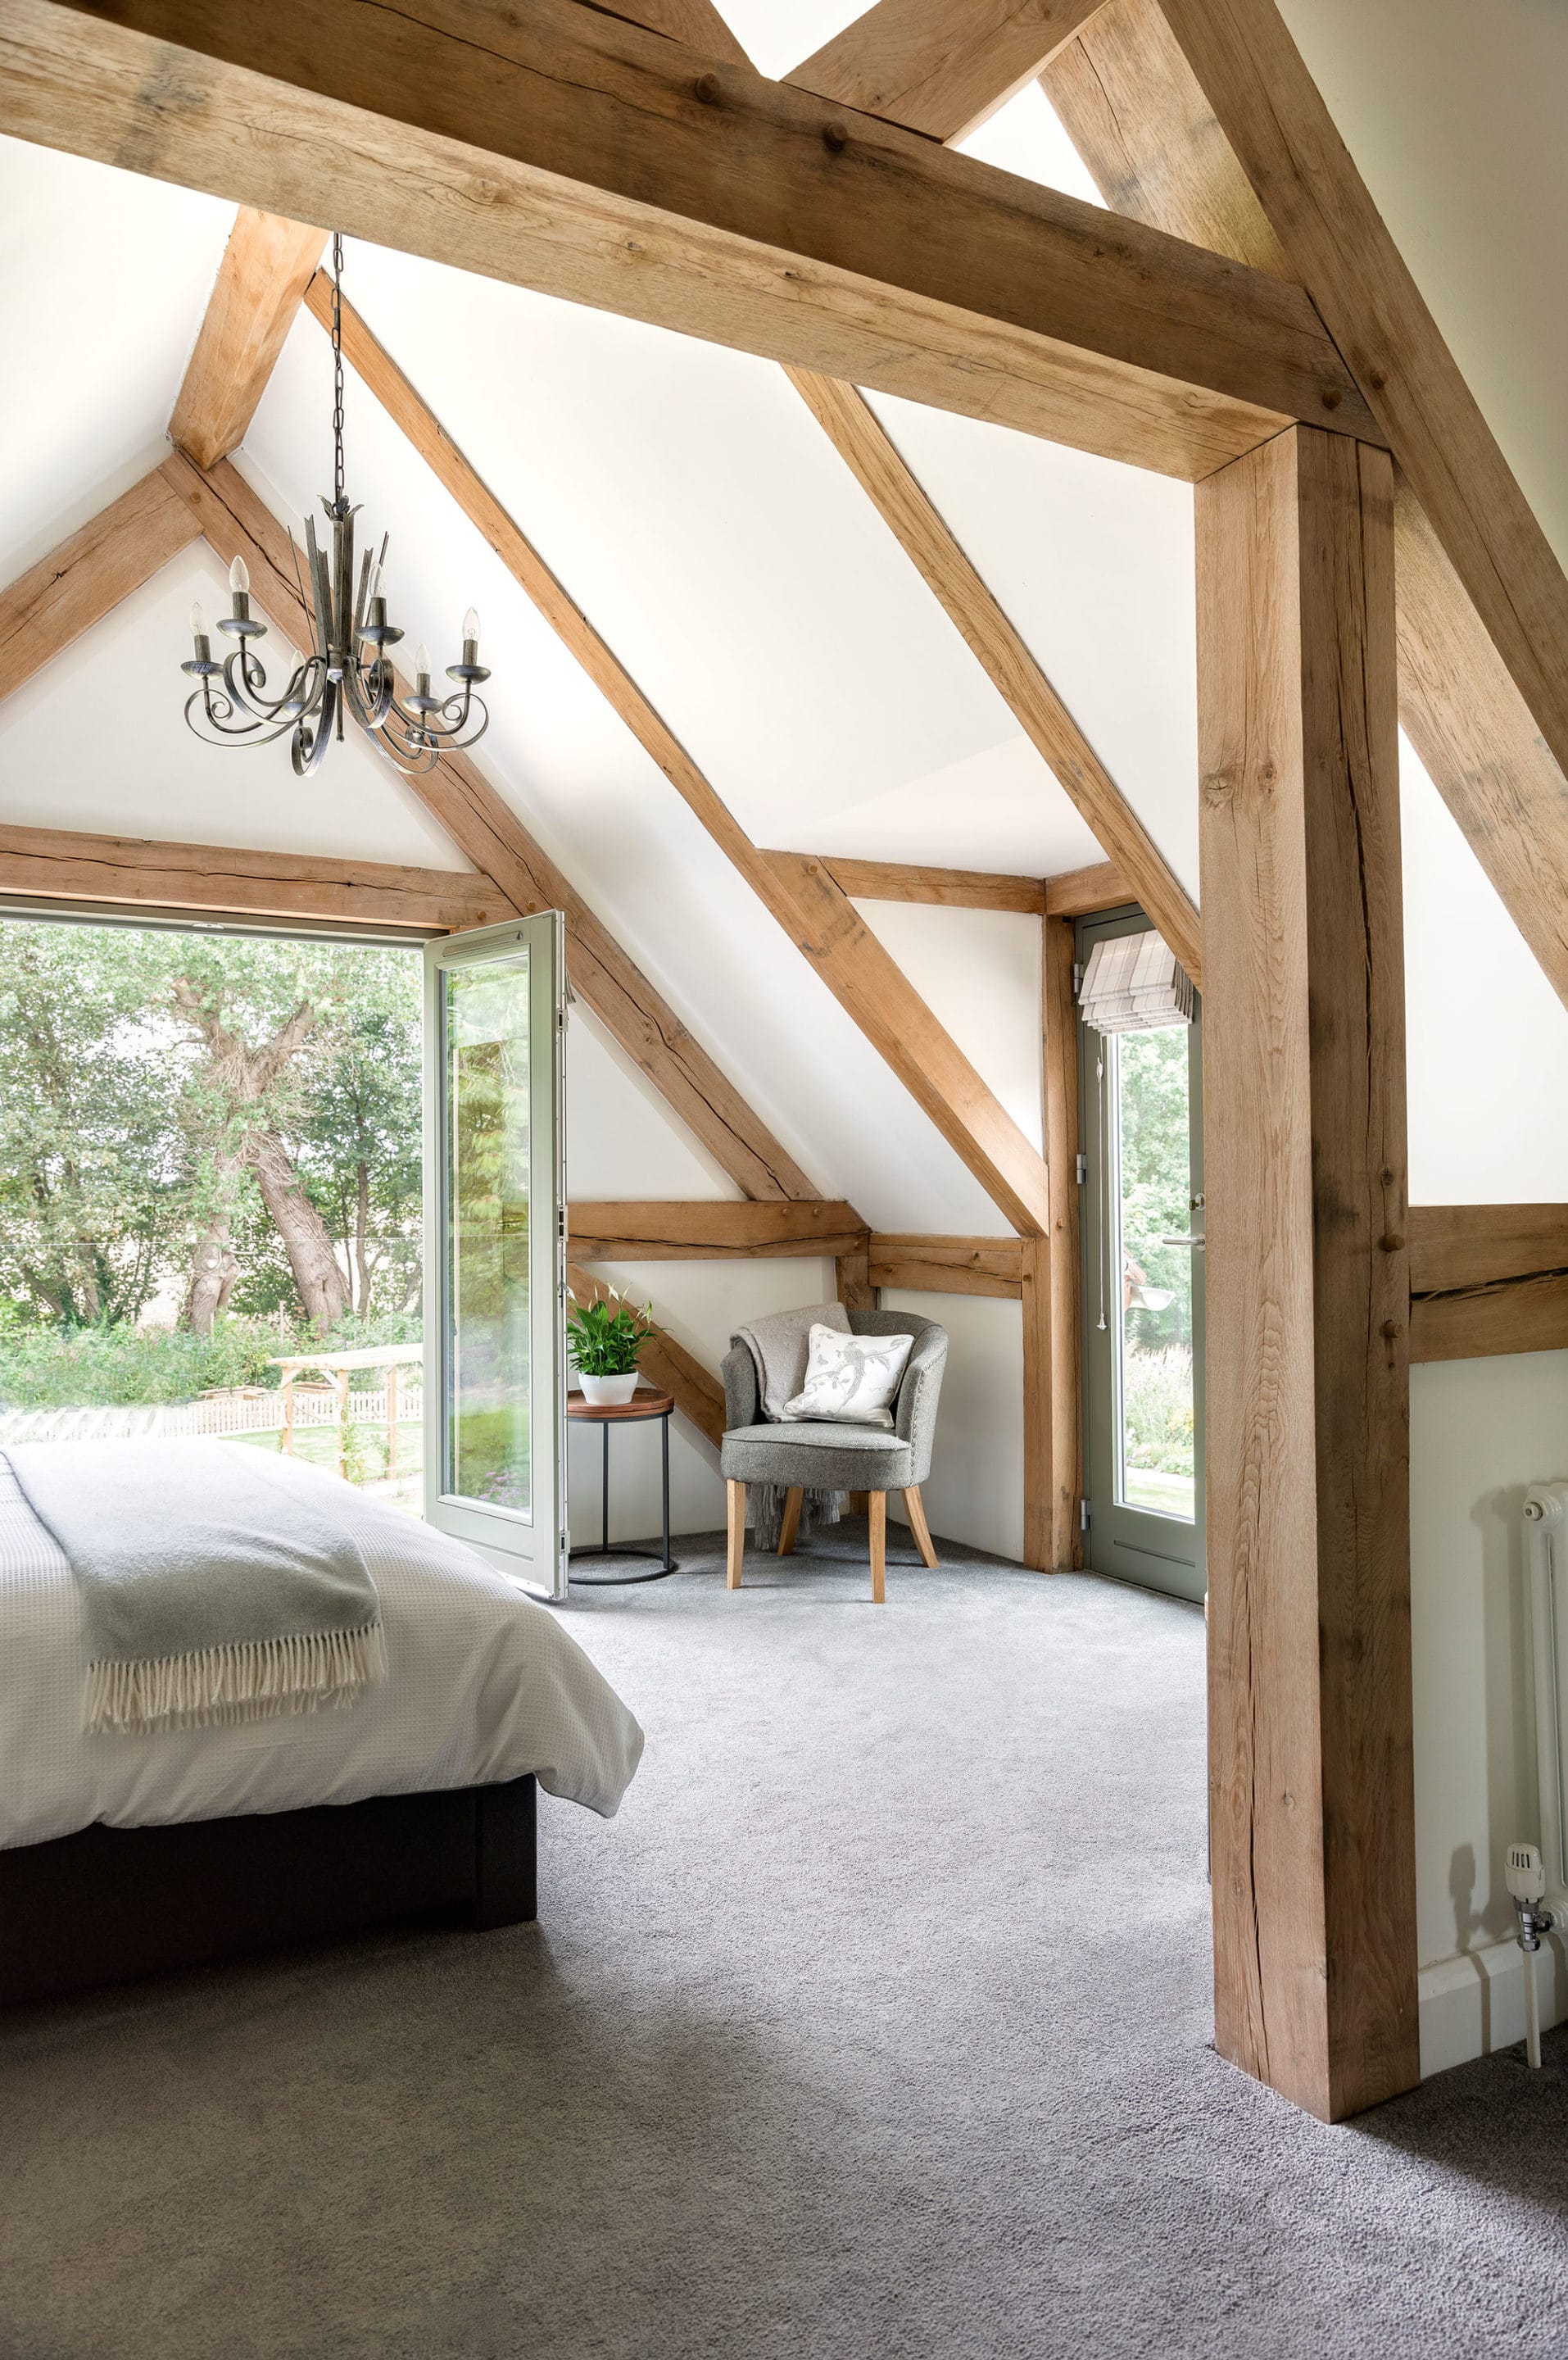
1158,1235 -> 1206,1249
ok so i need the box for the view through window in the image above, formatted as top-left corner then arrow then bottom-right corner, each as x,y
0,918 -> 425,1510
1109,1024 -> 1196,1522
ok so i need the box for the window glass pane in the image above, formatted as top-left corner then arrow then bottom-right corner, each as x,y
1111,1025 -> 1194,1523
444,951 -> 531,1518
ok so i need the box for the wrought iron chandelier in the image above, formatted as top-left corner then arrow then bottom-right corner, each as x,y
181,234 -> 490,777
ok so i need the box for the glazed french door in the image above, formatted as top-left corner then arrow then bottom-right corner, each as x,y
1079,908 -> 1206,1604
423,912 -> 568,1596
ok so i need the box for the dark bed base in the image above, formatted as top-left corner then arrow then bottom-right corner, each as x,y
0,1775 -> 537,2006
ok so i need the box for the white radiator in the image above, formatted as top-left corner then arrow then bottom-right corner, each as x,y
1522,1484 -> 1568,1911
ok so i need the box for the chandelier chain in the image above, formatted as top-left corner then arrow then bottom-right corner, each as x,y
330,231 -> 346,513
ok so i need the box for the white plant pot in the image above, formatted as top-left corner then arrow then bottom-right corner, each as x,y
579,1373 -> 638,1406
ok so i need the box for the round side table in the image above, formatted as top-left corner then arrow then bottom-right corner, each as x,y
567,1388 -> 679,1586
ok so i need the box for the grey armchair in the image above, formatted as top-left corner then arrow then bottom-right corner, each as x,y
718,1310 -> 948,1603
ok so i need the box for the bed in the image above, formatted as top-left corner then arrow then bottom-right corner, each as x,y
0,1450 -> 643,2004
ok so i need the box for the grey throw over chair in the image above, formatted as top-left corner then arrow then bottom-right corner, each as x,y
719,1310 -> 947,1604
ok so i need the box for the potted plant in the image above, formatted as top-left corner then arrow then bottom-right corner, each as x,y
566,1287 -> 659,1407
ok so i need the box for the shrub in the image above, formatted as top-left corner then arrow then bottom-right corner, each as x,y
1123,1344 -> 1195,1476
0,1317 -> 286,1409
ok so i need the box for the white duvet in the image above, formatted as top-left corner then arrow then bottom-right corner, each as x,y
0,1452 -> 643,1852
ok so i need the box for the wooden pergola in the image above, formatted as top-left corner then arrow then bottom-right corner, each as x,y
2,0 -> 1567,2123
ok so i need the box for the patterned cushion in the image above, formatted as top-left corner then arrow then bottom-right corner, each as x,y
783,1323 -> 913,1429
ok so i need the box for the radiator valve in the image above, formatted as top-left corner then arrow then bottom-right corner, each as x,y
1507,1841 -> 1557,2068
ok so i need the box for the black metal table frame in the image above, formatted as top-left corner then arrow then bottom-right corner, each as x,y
569,1401 -> 679,1586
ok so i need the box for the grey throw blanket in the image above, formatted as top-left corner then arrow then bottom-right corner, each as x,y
734,1302 -> 850,1550
6,1441 -> 387,1736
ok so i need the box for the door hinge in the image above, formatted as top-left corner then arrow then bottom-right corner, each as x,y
1072,961 -> 1084,993
1080,1499 -> 1091,1532
1075,1152 -> 1087,1185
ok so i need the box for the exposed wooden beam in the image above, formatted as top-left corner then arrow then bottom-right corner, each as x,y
789,0 -> 1110,144
0,823 -> 510,932
1039,914 -> 1082,1570
158,450 -> 820,1205
566,1263 -> 726,1445
1043,859 -> 1133,918
304,284 -> 1051,1236
569,1201 -> 866,1259
1158,0 -> 1568,784
868,1234 -> 1022,1298
786,368 -> 1203,985
809,856 -> 1045,915
169,208 -> 327,467
762,853 -> 1053,1236
836,1246 -> 877,1318
595,0 -> 749,66
0,470 -> 200,704
1410,1278 -> 1568,1367
1199,424 -> 1415,2123
1044,0 -> 1568,1010
1408,1203 -> 1568,1364
13,0 -> 1380,482
1043,0 -> 1287,275
1390,479 -> 1568,1005
1407,1204 -> 1568,1296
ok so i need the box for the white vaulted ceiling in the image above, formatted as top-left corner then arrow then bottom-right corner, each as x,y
1,0 -> 1566,1214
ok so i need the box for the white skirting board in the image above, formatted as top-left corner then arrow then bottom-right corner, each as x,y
1419,1931 -> 1568,2077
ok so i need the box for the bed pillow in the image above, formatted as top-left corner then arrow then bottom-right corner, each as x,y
783,1323 -> 913,1429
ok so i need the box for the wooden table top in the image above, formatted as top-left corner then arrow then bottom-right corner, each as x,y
566,1389 -> 676,1423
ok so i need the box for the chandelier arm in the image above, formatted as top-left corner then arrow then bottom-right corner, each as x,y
188,701 -> 319,752
414,695 -> 490,751
364,717 -> 444,777
220,647 -> 319,728
184,687 -> 261,740
291,677 -> 340,778
359,664 -> 395,728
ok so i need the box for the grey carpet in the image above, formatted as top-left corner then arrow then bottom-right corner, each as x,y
3,1523 -> 1566,2360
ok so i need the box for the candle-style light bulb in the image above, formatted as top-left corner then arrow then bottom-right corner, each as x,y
229,556 -> 250,597
415,643 -> 432,679
190,601 -> 207,640
462,607 -> 481,646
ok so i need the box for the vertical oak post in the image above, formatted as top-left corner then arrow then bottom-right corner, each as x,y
1198,424 -> 1416,2122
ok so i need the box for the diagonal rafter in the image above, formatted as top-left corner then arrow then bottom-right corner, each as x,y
0,471 -> 202,702
789,0 -> 1110,143
170,208 -> 328,467
565,1262 -> 726,1445
303,276 -> 1054,1234
784,366 -> 1202,984
1039,0 -> 1568,1009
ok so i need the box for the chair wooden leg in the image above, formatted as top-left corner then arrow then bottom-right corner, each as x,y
727,1480 -> 746,1589
777,1486 -> 804,1557
868,1491 -> 886,1604
904,1486 -> 939,1569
